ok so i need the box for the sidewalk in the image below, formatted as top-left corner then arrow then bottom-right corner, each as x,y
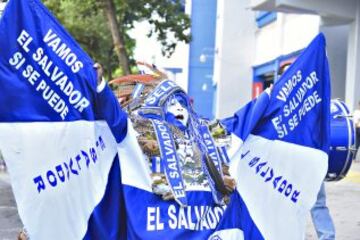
0,170 -> 22,240
306,159 -> 360,239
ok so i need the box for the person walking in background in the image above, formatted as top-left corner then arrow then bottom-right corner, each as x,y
353,101 -> 360,157
311,183 -> 336,240
0,150 -> 6,171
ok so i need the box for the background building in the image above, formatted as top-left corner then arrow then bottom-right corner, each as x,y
1,0 -> 358,119
177,0 -> 321,119
250,0 -> 358,111
183,0 -> 359,119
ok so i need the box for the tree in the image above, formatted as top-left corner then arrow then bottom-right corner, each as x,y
44,0 -> 191,78
103,0 -> 131,75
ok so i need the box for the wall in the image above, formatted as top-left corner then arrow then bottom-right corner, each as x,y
320,24 -> 349,100
345,1 -> 360,110
255,13 -> 320,65
214,0 -> 256,118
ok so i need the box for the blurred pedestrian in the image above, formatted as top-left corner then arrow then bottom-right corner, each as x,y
0,150 -> 6,171
353,101 -> 360,155
17,228 -> 29,240
311,183 -> 335,240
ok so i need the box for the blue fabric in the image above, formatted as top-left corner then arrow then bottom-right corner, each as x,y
0,1 -> 331,239
151,118 -> 188,206
216,192 -> 263,239
0,0 -> 127,139
220,33 -> 331,240
221,91 -> 270,141
121,185 -> 264,240
311,183 -> 335,240
0,0 -> 97,121
0,1 -> 128,239
164,111 -> 187,131
95,84 -> 128,143
223,33 -> 331,154
84,156 -> 127,240
123,187 -> 218,239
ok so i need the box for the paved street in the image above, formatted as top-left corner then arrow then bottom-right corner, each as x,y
1,158 -> 360,239
306,156 -> 360,240
0,172 -> 22,240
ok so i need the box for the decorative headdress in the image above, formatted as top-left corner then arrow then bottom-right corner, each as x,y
110,62 -> 234,206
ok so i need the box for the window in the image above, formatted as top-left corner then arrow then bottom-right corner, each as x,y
252,50 -> 302,98
256,11 -> 277,28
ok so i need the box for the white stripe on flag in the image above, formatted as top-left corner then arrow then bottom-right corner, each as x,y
0,121 -> 118,240
230,134 -> 327,240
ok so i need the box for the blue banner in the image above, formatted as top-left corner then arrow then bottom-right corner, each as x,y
0,0 -> 98,122
198,124 -> 225,204
220,33 -> 331,240
224,33 -> 330,153
0,1 -> 127,239
144,80 -> 182,107
152,119 -> 188,206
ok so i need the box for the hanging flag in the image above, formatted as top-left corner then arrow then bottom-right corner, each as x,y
0,0 -> 127,239
216,33 -> 330,240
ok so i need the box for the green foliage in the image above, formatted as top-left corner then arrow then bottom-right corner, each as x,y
43,0 -> 191,76
43,0 -> 122,78
120,0 -> 191,57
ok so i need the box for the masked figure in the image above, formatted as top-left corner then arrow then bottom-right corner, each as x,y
112,69 -> 236,206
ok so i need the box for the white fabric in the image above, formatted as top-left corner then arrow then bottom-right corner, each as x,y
118,120 -> 212,192
96,78 -> 106,93
208,228 -> 244,240
117,120 -> 153,191
353,109 -> 360,128
229,134 -> 327,240
0,121 -> 118,240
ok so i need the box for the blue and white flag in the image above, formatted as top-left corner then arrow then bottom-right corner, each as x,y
0,0 -> 331,239
0,0 -> 127,239
216,33 -> 330,240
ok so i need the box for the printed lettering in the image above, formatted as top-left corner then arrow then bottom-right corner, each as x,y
249,157 -> 260,167
82,150 -> 91,168
9,52 -> 26,70
291,190 -> 301,203
255,161 -> 267,174
278,179 -> 287,193
241,150 -> 250,159
75,154 -> 82,170
147,207 -> 156,231
284,184 -> 292,197
69,158 -> 79,175
32,136 -> 106,192
46,170 -> 57,187
265,169 -> 274,182
273,176 -> 282,189
17,29 -> 33,52
90,147 -> 97,163
168,205 -> 177,229
55,165 -> 65,182
260,166 -> 269,178
33,176 -> 46,193
178,207 -> 188,229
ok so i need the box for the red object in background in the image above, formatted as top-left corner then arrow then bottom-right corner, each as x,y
252,82 -> 263,99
